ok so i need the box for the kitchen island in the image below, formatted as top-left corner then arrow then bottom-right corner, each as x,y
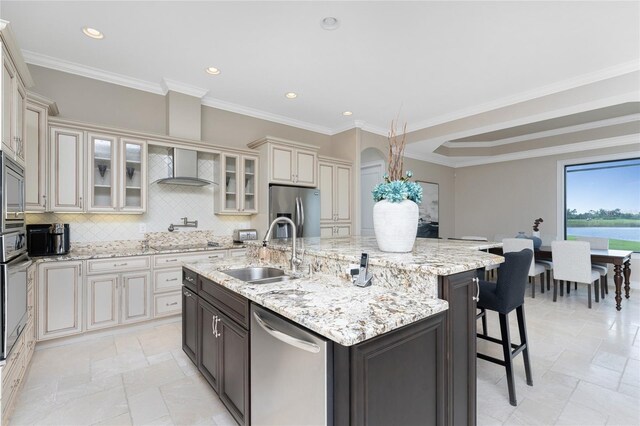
183,237 -> 503,426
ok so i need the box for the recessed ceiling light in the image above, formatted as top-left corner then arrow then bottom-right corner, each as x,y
321,17 -> 339,31
285,92 -> 298,99
82,27 -> 104,39
342,111 -> 353,116
205,67 -> 221,75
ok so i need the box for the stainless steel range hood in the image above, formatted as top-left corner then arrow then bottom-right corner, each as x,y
154,148 -> 215,186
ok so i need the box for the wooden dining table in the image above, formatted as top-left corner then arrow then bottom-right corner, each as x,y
534,246 -> 632,311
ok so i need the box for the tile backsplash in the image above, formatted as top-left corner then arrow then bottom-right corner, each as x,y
26,146 -> 251,243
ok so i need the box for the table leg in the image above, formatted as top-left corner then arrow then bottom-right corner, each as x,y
624,260 -> 631,299
614,264 -> 623,311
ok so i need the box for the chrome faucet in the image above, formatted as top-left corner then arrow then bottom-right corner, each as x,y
263,217 -> 302,273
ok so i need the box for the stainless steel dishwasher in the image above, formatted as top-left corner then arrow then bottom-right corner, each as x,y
251,304 -> 332,425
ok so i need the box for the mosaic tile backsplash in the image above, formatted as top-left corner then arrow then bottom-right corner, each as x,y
26,146 -> 251,242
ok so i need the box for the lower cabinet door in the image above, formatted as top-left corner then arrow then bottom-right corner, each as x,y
198,297 -> 221,392
121,271 -> 151,324
219,313 -> 249,426
182,287 -> 198,364
37,261 -> 83,340
86,274 -> 119,330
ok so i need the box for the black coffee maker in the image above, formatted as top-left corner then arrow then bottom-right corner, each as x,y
26,223 -> 70,256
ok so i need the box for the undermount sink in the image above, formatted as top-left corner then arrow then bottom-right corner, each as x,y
221,267 -> 296,284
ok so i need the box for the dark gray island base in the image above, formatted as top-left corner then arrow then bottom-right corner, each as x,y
182,266 -> 478,426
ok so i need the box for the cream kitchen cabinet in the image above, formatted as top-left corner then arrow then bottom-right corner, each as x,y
86,271 -> 152,330
248,137 -> 319,188
216,153 -> 258,215
37,261 -> 83,340
152,250 -> 228,318
319,157 -> 352,237
0,21 -> 33,169
50,127 -> 85,212
87,133 -> 147,213
25,94 -> 57,212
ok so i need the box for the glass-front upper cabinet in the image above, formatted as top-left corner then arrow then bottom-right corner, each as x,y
242,156 -> 258,213
215,153 -> 258,215
120,138 -> 146,212
88,133 -> 117,211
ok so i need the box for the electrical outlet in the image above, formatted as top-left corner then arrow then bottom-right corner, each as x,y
138,223 -> 147,233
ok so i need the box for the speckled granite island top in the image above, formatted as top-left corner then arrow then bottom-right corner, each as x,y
249,236 -> 503,276
184,258 -> 449,346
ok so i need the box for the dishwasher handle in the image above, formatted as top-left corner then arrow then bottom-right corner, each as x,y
253,311 -> 320,353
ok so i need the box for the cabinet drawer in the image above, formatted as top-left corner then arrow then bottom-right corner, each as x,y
2,334 -> 25,388
154,269 -> 182,293
87,256 -> 150,274
154,291 -> 182,317
154,250 -> 227,269
198,276 -> 249,329
183,268 -> 198,292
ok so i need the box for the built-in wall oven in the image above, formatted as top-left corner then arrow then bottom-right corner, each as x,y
1,153 -> 25,233
1,230 -> 30,362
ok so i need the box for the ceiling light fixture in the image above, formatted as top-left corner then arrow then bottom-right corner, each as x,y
285,92 -> 298,99
205,67 -> 221,75
342,111 -> 353,116
320,17 -> 340,31
82,27 -> 104,39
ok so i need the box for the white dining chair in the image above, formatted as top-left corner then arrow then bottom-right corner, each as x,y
575,236 -> 609,298
503,238 -> 545,298
551,241 -> 602,309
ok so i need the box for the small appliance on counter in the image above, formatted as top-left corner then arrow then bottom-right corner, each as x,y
26,223 -> 70,256
233,229 -> 258,243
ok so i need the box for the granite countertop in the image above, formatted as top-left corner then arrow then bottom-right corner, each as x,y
250,236 -> 504,276
184,258 -> 449,346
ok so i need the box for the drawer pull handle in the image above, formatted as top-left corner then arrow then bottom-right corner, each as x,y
185,276 -> 195,283
166,259 -> 178,262
166,302 -> 178,306
184,291 -> 191,297
114,262 -> 129,267
166,278 -> 178,282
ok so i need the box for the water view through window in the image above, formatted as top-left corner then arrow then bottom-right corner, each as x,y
565,158 -> 640,252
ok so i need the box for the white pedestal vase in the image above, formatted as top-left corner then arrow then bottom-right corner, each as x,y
373,199 -> 419,252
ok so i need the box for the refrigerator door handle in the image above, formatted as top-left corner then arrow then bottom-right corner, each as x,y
299,199 -> 305,236
295,197 -> 301,229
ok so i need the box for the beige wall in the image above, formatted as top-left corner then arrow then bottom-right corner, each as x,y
454,144 -> 640,241
28,65 -> 167,134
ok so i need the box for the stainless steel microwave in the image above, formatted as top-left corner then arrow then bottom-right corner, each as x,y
1,153 -> 25,233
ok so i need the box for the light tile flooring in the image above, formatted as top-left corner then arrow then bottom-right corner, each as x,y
9,282 -> 640,426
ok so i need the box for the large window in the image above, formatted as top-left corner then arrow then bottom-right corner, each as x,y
565,157 -> 640,252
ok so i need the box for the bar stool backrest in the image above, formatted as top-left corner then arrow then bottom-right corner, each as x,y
496,249 -> 533,313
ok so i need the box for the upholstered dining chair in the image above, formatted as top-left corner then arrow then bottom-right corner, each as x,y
575,236 -> 609,298
551,240 -> 602,308
503,238 -> 545,298
476,249 -> 534,406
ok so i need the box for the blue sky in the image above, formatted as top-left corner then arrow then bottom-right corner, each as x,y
566,158 -> 640,214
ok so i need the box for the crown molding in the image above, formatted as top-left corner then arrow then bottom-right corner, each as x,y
450,134 -> 640,168
403,151 -> 457,168
444,113 -> 640,148
200,96 -> 334,135
405,61 -> 640,134
161,78 -> 208,98
23,50 -> 164,95
26,90 -> 59,115
1,21 -> 35,87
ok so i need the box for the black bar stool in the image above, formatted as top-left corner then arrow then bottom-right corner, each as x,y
476,249 -> 533,406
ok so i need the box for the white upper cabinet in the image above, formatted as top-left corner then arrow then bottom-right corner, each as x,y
318,157 -> 352,238
88,132 -> 117,211
119,138 -> 146,212
216,152 -> 258,215
248,137 -> 319,188
1,53 -> 16,156
50,126 -> 85,212
25,95 -> 56,212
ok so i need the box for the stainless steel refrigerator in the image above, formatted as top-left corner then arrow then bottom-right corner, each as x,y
269,185 -> 320,238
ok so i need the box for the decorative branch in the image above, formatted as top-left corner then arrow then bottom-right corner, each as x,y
388,120 -> 407,181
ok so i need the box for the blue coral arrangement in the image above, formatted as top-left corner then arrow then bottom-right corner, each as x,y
372,170 -> 423,204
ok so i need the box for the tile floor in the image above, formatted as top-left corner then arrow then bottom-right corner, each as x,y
8,282 -> 640,426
